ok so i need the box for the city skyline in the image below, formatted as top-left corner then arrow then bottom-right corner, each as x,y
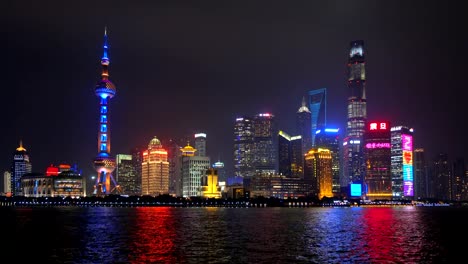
2,1 -> 466,178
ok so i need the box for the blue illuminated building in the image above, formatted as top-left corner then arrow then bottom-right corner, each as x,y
92,28 -> 120,196
308,88 -> 327,146
315,128 -> 341,194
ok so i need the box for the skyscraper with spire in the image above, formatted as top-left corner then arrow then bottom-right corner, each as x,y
308,88 -> 327,147
342,40 -> 367,191
92,28 -> 120,196
296,96 -> 312,155
11,140 -> 32,196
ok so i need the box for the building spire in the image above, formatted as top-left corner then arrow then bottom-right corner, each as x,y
297,96 -> 311,113
101,27 -> 109,80
16,140 -> 26,151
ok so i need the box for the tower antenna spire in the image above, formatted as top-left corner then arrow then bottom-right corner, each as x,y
93,28 -> 119,196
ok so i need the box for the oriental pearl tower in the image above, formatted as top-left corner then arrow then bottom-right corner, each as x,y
93,28 -> 121,196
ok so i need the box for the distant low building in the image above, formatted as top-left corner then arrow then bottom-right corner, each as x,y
21,169 -> 84,198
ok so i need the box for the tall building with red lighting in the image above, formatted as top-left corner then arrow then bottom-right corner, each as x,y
364,121 -> 392,200
92,28 -> 120,196
342,40 -> 367,192
142,137 -> 169,196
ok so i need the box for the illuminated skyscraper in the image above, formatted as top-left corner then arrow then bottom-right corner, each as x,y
304,148 -> 333,199
253,113 -> 277,174
364,121 -> 392,200
194,133 -> 207,157
181,143 -> 210,197
342,40 -> 367,189
10,141 -> 32,196
315,128 -> 341,194
278,131 -> 303,178
296,96 -> 312,155
142,137 -> 170,196
308,88 -> 327,146
234,117 -> 255,177
131,147 -> 143,195
115,154 -> 138,195
92,28 -> 120,196
391,125 -> 414,199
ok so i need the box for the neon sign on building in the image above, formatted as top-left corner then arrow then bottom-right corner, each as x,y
369,121 -> 389,131
402,134 -> 414,196
365,142 -> 391,149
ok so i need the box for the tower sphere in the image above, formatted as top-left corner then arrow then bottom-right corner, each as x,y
95,79 -> 116,98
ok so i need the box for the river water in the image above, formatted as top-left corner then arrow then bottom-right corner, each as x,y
1,206 -> 466,263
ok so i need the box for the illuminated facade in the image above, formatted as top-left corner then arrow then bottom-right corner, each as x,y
234,117 -> 255,177
304,148 -> 333,199
253,113 -> 277,174
365,121 -> 392,200
53,170 -> 84,198
390,125 -> 414,199
315,128 -> 341,193
22,169 -> 83,198
343,40 -> 367,190
308,88 -> 327,147
21,173 -> 53,197
142,137 -> 170,196
194,133 -> 207,157
92,28 -> 120,196
200,168 -> 221,198
249,173 -> 309,199
2,171 -> 11,194
181,143 -> 211,197
278,131 -> 303,178
296,96 -> 312,155
11,141 -> 32,196
116,154 -> 139,195
131,147 -> 143,195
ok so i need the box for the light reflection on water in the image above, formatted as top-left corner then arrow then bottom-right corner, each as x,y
1,206 -> 466,263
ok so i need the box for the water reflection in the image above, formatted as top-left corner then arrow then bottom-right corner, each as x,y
1,206 -> 466,263
129,207 -> 177,263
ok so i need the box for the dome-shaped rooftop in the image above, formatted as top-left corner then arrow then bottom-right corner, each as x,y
148,136 -> 162,149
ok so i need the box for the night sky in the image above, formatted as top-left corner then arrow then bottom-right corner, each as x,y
2,1 -> 467,178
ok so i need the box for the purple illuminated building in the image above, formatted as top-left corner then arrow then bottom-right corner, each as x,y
391,125 -> 414,199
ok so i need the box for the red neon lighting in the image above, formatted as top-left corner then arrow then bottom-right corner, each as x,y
46,165 -> 59,176
369,122 -> 389,131
403,151 -> 413,165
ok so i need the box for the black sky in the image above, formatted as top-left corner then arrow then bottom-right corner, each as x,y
2,0 -> 467,178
